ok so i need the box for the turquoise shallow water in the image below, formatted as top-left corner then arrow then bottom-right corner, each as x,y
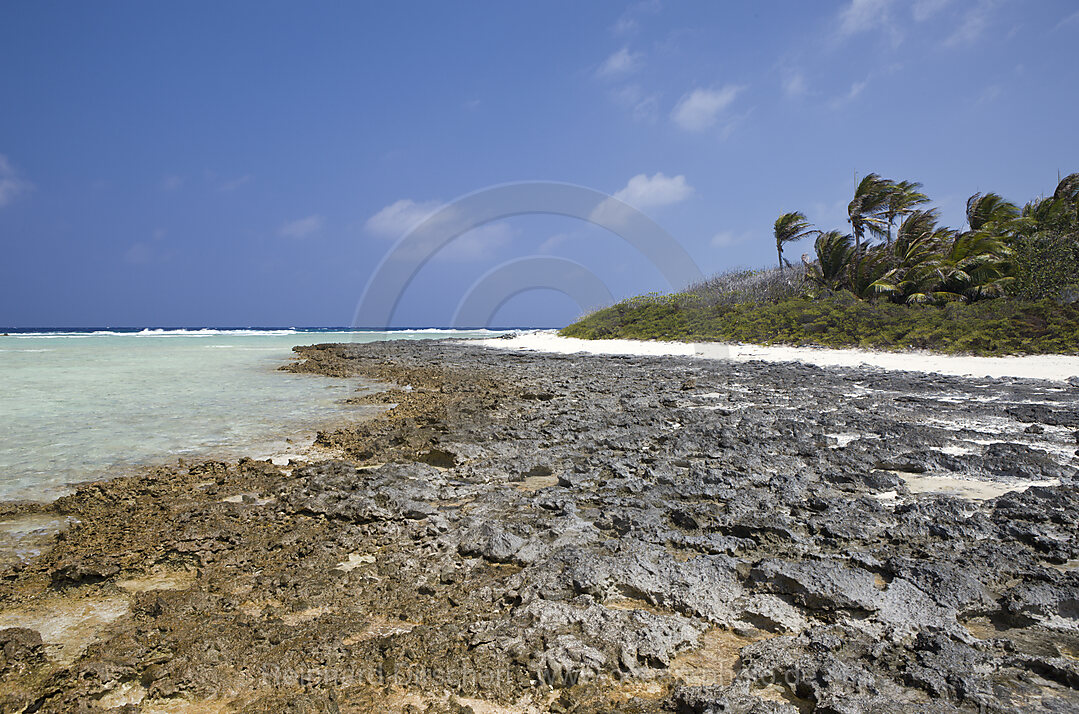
0,329 -> 498,501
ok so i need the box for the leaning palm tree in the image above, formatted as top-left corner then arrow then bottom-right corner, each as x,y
1023,196 -> 1061,231
966,192 -> 1021,232
848,246 -> 895,300
808,230 -> 854,291
1024,173 -> 1079,234
940,229 -> 1013,301
848,173 -> 893,253
773,212 -> 817,268
882,180 -> 930,245
1054,172 -> 1079,232
1053,172 -> 1079,207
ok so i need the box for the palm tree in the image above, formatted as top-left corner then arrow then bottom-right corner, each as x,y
808,230 -> 854,291
1053,172 -> 1079,208
773,212 -> 817,268
966,192 -> 1021,232
1053,172 -> 1079,234
848,247 -> 894,300
883,180 -> 930,245
1023,174 -> 1079,235
940,229 -> 1013,301
847,173 -> 893,253
886,210 -> 952,303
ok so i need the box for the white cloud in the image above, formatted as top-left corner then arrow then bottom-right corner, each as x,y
538,233 -> 573,254
365,198 -> 444,238
611,84 -> 659,122
124,243 -> 153,264
611,0 -> 661,36
944,3 -> 991,47
437,223 -> 514,261
613,172 -> 693,209
367,198 -> 515,262
590,172 -> 692,226
219,174 -> 252,192
160,174 -> 184,191
0,154 -> 32,208
837,0 -> 894,36
846,79 -> 868,100
124,228 -> 169,265
717,108 -> 753,141
612,16 -> 638,35
670,86 -> 743,132
829,78 -> 869,109
597,47 -> 641,78
279,214 -> 324,239
711,230 -> 754,248
1056,9 -> 1079,31
781,69 -> 808,98
976,84 -> 1003,105
912,0 -> 952,22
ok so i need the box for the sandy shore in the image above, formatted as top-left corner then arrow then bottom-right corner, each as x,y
477,330 -> 1079,382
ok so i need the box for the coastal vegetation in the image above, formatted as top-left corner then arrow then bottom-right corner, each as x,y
563,173 -> 1079,355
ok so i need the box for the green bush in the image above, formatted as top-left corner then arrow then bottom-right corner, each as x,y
1010,231 -> 1079,301
560,296 -> 1079,355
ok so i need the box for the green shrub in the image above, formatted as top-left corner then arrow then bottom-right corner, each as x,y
560,296 -> 1079,355
1010,231 -> 1079,301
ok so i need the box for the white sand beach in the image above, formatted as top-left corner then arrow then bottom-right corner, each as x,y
476,331 -> 1079,383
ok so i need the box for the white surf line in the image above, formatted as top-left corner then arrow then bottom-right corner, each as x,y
474,331 -> 1079,383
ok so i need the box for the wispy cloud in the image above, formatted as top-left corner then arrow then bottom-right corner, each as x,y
711,230 -> 754,248
596,47 -> 641,78
365,198 -> 444,238
611,0 -> 661,36
834,0 -> 904,46
781,69 -> 808,98
944,2 -> 992,48
0,154 -> 33,208
837,0 -> 894,36
610,84 -> 659,122
160,174 -> 184,192
365,198 -> 513,262
829,78 -> 869,109
670,86 -> 743,132
1056,9 -> 1079,31
976,84 -> 1003,105
437,223 -> 514,261
912,0 -> 952,22
124,228 -> 170,265
279,214 -> 324,239
219,174 -> 252,192
538,232 -> 573,254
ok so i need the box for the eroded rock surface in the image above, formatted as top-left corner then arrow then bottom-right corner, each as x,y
1,339 -> 1078,712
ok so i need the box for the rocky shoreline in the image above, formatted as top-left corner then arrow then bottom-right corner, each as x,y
1,339 -> 1078,712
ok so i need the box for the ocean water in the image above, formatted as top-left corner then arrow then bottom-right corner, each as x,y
0,328 -> 500,502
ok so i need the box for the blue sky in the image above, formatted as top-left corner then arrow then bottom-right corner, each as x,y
1,1 -> 1077,328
